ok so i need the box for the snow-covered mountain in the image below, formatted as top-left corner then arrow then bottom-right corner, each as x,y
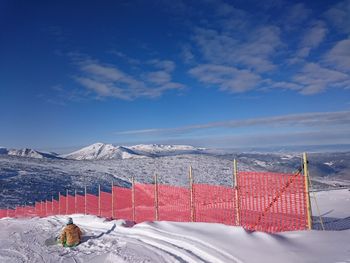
0,147 -> 60,159
61,143 -> 205,160
61,143 -> 143,160
129,144 -> 205,156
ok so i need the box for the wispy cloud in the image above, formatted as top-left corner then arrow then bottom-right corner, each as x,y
324,39 -> 350,73
293,63 -> 350,94
297,21 -> 327,58
116,111 -> 350,136
192,25 -> 281,73
324,0 -> 350,34
73,57 -> 184,100
189,64 -> 261,93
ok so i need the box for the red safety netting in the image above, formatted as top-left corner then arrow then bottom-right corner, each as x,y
194,184 -> 236,225
0,209 -> 7,218
237,172 -> 307,232
52,199 -> 59,215
158,184 -> 190,222
86,194 -> 98,215
67,195 -> 75,215
45,201 -> 53,216
59,195 -> 67,215
0,171 -> 309,233
113,186 -> 132,221
100,191 -> 112,218
7,209 -> 16,218
76,194 -> 85,214
135,183 -> 155,223
35,202 -> 42,217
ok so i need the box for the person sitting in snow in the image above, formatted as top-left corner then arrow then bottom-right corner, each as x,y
59,217 -> 82,247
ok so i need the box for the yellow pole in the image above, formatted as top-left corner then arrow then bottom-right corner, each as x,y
112,181 -> 114,218
189,166 -> 195,222
303,152 -> 312,230
233,159 -> 240,225
154,174 -> 159,221
132,177 -> 135,222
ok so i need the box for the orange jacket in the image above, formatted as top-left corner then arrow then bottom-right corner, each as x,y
60,224 -> 82,246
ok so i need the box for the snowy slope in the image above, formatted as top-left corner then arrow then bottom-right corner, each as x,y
0,189 -> 349,263
0,148 -> 60,159
61,143 -> 143,160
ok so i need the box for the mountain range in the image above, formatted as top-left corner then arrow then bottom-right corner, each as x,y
0,143 -> 205,160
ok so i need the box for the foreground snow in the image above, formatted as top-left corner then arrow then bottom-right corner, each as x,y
0,189 -> 349,263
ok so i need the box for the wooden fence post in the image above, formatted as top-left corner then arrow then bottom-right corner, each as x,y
233,159 -> 240,226
132,177 -> 135,222
154,174 -> 159,221
303,152 -> 312,230
189,166 -> 195,222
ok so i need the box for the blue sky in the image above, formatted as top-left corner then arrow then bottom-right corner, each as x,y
0,0 -> 350,152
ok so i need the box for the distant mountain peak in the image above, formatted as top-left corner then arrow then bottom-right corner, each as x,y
61,143 -> 205,160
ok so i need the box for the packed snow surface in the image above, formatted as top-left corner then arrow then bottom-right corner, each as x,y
0,189 -> 349,263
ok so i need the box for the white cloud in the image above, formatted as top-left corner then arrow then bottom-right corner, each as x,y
148,59 -> 175,72
192,25 -> 281,73
283,3 -> 311,30
293,63 -> 350,95
324,0 -> 350,34
74,58 -> 184,100
297,21 -> 327,58
324,39 -> 350,73
116,110 -> 350,136
189,64 -> 261,93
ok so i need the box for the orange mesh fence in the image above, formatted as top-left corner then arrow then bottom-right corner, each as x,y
237,172 -> 307,232
67,195 -> 75,215
100,191 -> 112,218
86,194 -> 98,215
194,184 -> 235,225
52,199 -> 59,215
158,184 -> 190,222
59,195 -> 67,215
0,209 -> 6,218
0,171 -> 309,233
135,183 -> 155,222
113,186 -> 132,221
45,201 -> 53,216
76,194 -> 85,214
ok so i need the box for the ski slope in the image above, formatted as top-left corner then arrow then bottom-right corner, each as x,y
0,189 -> 349,263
